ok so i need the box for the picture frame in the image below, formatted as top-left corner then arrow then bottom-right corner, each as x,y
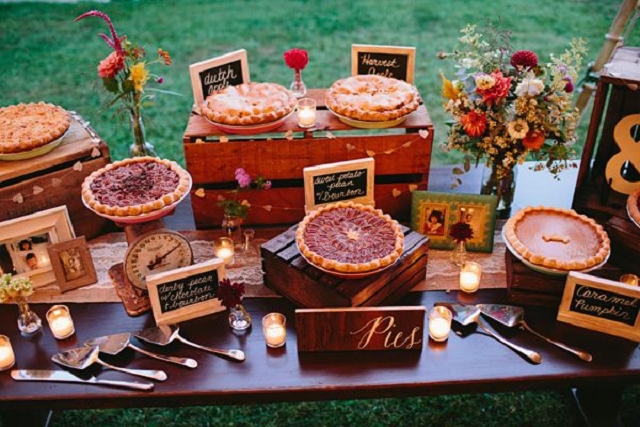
47,236 -> 97,293
0,206 -> 76,289
351,44 -> 416,83
410,191 -> 498,252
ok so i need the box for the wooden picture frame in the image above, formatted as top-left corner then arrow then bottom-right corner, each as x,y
303,158 -> 375,211
351,44 -> 416,83
146,258 -> 226,326
558,272 -> 640,342
189,49 -> 250,113
47,236 -> 97,293
410,191 -> 498,252
0,206 -> 75,289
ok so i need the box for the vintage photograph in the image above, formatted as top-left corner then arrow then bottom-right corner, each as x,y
458,205 -> 487,244
0,232 -> 52,276
420,203 -> 449,237
47,236 -> 97,292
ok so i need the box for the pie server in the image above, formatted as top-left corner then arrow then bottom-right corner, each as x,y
11,369 -> 153,391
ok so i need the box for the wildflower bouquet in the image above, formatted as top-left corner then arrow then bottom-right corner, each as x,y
0,274 -> 34,303
218,168 -> 272,219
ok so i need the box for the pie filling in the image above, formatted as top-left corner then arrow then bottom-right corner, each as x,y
628,189 -> 640,227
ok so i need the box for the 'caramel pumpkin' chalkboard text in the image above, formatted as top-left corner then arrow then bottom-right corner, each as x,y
351,44 -> 416,83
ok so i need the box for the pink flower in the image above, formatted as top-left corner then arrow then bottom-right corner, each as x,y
283,48 -> 309,71
235,168 -> 252,188
510,50 -> 538,70
75,10 -> 123,53
475,69 -> 512,107
263,180 -> 272,190
97,51 -> 124,78
563,76 -> 574,93
156,76 -> 164,84
460,111 -> 487,137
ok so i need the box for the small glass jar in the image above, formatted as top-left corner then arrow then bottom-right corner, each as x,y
428,306 -> 452,342
0,335 -> 16,372
297,98 -> 316,128
46,305 -> 75,340
215,237 -> 235,265
262,312 -> 287,348
460,261 -> 482,293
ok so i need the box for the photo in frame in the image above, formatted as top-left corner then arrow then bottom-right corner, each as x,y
47,236 -> 97,293
410,191 -> 498,252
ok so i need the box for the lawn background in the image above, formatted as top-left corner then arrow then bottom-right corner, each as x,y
1,0 -> 639,426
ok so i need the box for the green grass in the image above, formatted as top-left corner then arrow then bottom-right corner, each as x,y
2,1 -> 640,425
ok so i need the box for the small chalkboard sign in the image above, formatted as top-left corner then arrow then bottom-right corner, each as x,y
558,272 -> 640,342
351,44 -> 415,83
303,158 -> 375,211
189,49 -> 250,113
146,258 -> 226,326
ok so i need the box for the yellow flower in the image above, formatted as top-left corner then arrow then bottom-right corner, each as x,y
474,74 -> 495,90
507,119 -> 529,139
129,62 -> 149,92
441,73 -> 461,101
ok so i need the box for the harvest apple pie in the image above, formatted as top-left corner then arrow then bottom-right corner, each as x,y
628,189 -> 640,227
296,202 -> 405,273
201,82 -> 297,126
325,74 -> 420,122
82,156 -> 191,217
504,206 -> 610,271
0,102 -> 71,154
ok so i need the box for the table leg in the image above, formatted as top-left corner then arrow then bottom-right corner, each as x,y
573,386 -> 624,427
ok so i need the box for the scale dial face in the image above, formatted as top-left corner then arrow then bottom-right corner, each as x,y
124,229 -> 193,290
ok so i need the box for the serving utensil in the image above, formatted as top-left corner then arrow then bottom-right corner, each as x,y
52,346 -> 168,381
11,369 -> 153,391
133,325 -> 245,362
84,332 -> 198,368
437,303 -> 542,364
477,303 -> 593,362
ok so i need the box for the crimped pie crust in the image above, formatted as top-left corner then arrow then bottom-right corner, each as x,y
296,201 -> 404,273
82,156 -> 191,217
0,102 -> 71,154
201,82 -> 297,126
325,75 -> 420,122
504,206 -> 610,270
628,189 -> 640,227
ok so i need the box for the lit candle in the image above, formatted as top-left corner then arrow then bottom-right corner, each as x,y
46,305 -> 75,340
429,306 -> 452,342
297,98 -> 316,128
0,335 -> 16,371
620,274 -> 639,286
215,237 -> 235,264
459,261 -> 482,293
262,312 -> 287,348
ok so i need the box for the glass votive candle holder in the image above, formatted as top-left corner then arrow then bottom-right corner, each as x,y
0,335 -> 15,371
459,261 -> 482,293
297,98 -> 316,128
428,306 -> 452,342
46,304 -> 75,340
262,312 -> 287,348
215,237 -> 235,264
620,274 -> 639,286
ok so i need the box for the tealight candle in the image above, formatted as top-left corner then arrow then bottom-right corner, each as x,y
429,306 -> 452,342
459,261 -> 482,293
620,274 -> 639,286
215,237 -> 235,264
0,335 -> 16,371
46,305 -> 75,340
297,98 -> 316,128
262,312 -> 287,348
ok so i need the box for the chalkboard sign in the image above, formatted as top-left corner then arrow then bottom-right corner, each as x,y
189,49 -> 250,113
558,272 -> 640,342
146,259 -> 226,326
351,44 -> 415,83
303,158 -> 375,211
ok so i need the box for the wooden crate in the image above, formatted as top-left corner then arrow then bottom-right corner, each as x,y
605,214 -> 640,276
0,115 -> 113,240
260,225 -> 428,308
183,88 -> 434,228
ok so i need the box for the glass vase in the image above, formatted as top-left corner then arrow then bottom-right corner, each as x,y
450,240 -> 467,267
129,110 -> 158,158
228,304 -> 252,331
16,297 -> 42,335
481,163 -> 517,219
222,214 -> 244,248
290,69 -> 307,98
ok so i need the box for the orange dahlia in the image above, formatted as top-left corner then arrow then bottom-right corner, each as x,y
460,111 -> 487,137
522,131 -> 546,150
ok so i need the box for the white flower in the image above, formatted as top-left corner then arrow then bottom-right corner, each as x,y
515,78 -> 545,97
475,74 -> 495,90
507,119 -> 529,139
460,58 -> 480,69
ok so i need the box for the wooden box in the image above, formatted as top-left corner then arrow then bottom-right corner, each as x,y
183,88 -> 434,228
0,115 -> 113,240
261,226 -> 428,308
605,214 -> 640,275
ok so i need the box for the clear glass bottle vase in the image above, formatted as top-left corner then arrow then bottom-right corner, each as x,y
16,297 -> 42,335
481,163 -> 517,219
228,304 -> 252,331
129,109 -> 158,158
290,69 -> 307,98
450,240 -> 467,267
222,214 -> 244,248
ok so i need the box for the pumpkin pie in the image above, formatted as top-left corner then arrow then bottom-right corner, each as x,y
504,206 -> 610,270
325,74 -> 420,122
82,156 -> 191,217
296,202 -> 404,273
0,102 -> 70,154
628,188 -> 640,227
201,82 -> 297,126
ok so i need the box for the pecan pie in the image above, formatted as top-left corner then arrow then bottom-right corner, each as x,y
504,206 -> 610,271
0,102 -> 71,154
296,202 -> 404,273
201,82 -> 297,126
628,188 -> 640,227
325,75 -> 420,122
82,156 -> 191,217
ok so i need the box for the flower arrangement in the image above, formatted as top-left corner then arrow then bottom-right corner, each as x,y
217,278 -> 245,308
449,221 -> 474,243
0,274 -> 34,303
439,24 -> 587,183
218,168 -> 271,219
284,48 -> 309,97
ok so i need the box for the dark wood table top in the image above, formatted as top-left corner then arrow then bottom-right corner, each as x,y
1,289 -> 639,412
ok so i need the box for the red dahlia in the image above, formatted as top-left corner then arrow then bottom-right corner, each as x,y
510,50 -> 538,70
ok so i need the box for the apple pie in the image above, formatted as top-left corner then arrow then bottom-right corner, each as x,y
504,206 -> 610,271
325,75 -> 420,122
296,202 -> 405,273
82,156 -> 191,217
628,188 -> 640,227
0,102 -> 71,154
201,82 -> 297,126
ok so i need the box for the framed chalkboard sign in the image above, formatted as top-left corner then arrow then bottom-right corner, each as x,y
146,258 -> 226,326
303,158 -> 375,211
351,44 -> 416,83
189,49 -> 250,113
558,272 -> 640,342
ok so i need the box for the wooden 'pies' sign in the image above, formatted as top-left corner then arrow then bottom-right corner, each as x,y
295,306 -> 425,352
557,272 -> 640,342
351,44 -> 416,83
303,158 -> 374,211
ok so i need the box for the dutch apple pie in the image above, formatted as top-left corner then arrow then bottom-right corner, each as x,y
0,102 -> 71,154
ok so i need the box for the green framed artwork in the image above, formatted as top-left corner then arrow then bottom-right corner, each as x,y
410,191 -> 498,252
